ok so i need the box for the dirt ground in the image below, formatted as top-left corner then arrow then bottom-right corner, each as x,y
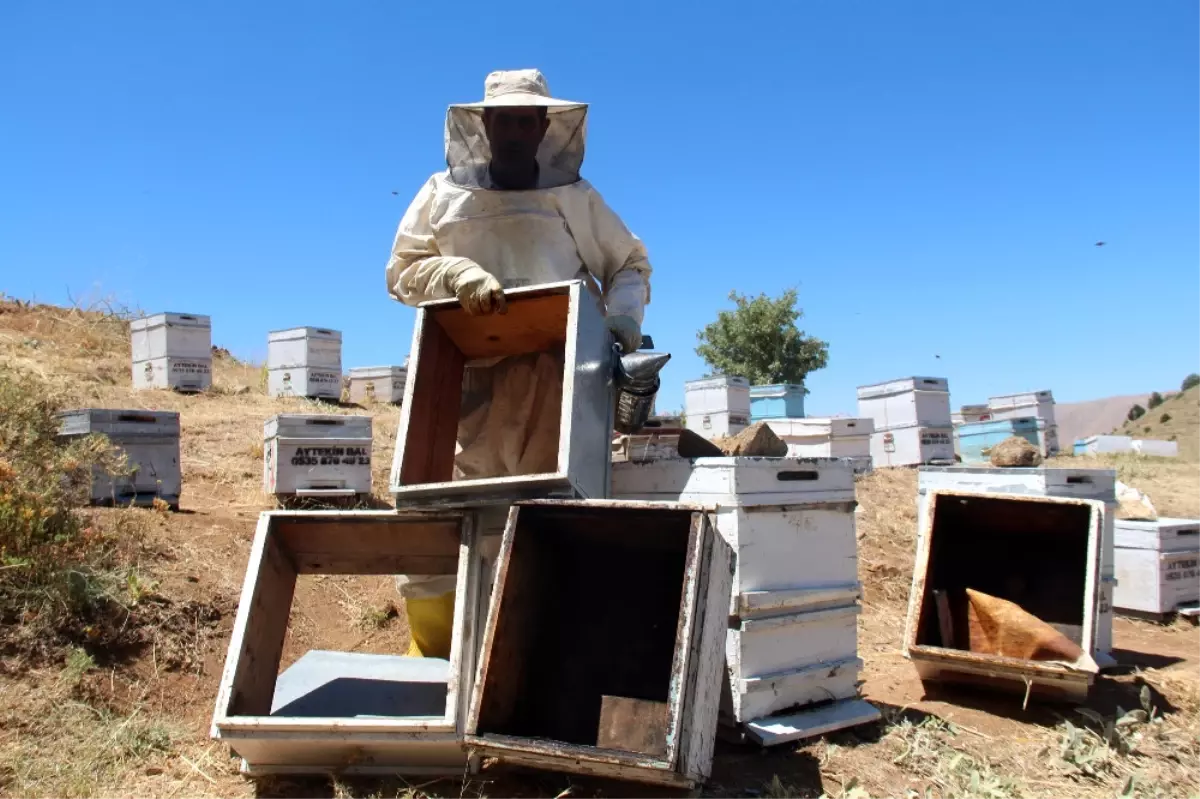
1,298 -> 1197,799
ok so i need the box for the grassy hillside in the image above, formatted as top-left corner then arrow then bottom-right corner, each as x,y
1112,385 -> 1200,460
1,295 -> 1198,799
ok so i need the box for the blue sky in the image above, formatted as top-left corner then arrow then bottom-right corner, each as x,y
2,1 -> 1196,415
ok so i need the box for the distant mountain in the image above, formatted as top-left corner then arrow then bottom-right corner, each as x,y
1055,394 -> 1152,446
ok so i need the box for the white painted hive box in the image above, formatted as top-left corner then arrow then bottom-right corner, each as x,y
264,414 -> 373,497
466,500 -> 733,788
130,312 -> 212,392
611,458 -> 864,726
1131,439 -> 1179,458
766,418 -> 874,463
348,365 -> 407,405
267,367 -> 342,400
914,465 -> 1117,660
870,425 -> 955,467
856,376 -> 952,431
57,409 -> 182,508
1113,518 -> 1199,615
684,376 -> 750,415
267,327 -> 342,369
906,491 -> 1107,703
390,281 -> 613,508
211,510 -> 482,776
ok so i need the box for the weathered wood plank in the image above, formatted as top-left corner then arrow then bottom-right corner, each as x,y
228,530 -> 296,716
597,696 -> 670,757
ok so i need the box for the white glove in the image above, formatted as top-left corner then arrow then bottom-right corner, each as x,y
607,314 -> 642,352
446,261 -> 507,316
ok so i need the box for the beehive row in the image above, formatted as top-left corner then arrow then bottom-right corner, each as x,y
130,313 -> 406,401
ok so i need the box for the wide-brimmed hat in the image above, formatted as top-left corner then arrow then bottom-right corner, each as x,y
451,69 -> 586,111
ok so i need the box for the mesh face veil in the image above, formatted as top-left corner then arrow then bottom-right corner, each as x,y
444,70 -> 588,190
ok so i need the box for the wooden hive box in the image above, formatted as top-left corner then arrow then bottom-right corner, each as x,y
263,414 -> 373,499
130,312 -> 212,392
610,457 -> 876,743
57,409 -> 182,508
1113,518 -> 1200,615
905,491 -> 1106,703
389,280 -> 613,508
210,510 -> 482,776
465,500 -> 733,788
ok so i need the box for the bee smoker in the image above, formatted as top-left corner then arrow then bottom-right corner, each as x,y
612,343 -> 671,435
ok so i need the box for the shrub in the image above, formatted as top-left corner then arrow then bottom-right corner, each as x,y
1182,373 -> 1200,392
1161,413 -> 1172,424
1147,392 -> 1164,409
0,368 -> 136,655
1127,404 -> 1146,422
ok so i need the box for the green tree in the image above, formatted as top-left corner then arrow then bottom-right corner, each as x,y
1148,391 -> 1164,409
1182,373 -> 1200,392
695,289 -> 829,389
1127,404 -> 1146,422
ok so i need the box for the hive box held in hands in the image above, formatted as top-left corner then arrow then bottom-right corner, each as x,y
57,409 -> 182,508
267,327 -> 342,399
348,366 -> 407,405
130,312 -> 212,392
987,390 -> 1058,456
749,383 -> 805,421
263,415 -> 372,499
390,281 -> 613,508
210,510 -> 482,775
465,500 -> 733,788
1113,518 -> 1199,615
906,491 -> 1106,703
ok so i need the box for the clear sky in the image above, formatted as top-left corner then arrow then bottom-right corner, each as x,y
2,1 -> 1197,415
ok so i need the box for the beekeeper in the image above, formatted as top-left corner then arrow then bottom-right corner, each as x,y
385,69 -> 652,659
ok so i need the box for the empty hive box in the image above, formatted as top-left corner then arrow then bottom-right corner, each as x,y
390,280 -> 613,508
465,500 -> 733,788
210,510 -> 482,775
905,491 -> 1106,703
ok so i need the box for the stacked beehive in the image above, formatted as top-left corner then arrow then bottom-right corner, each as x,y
611,457 -> 879,745
267,327 -> 342,399
987,390 -> 1059,456
856,377 -> 955,467
130,312 -> 212,392
684,376 -> 750,440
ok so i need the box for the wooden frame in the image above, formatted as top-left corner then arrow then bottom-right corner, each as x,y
904,490 -> 1104,703
210,510 -> 482,775
389,281 -> 613,508
464,499 -> 733,788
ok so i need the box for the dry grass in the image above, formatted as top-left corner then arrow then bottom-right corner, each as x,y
1112,386 -> 1200,461
1,295 -> 1198,799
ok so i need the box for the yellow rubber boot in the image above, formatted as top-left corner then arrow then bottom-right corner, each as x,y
404,591 -> 457,659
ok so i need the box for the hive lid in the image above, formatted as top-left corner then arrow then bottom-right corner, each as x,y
267,327 -> 342,342
130,312 -> 211,332
264,414 -> 372,439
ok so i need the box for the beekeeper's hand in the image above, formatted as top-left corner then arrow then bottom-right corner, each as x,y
447,261 -> 507,315
607,314 -> 642,353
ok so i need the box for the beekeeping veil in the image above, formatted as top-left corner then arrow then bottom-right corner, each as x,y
446,69 -> 587,190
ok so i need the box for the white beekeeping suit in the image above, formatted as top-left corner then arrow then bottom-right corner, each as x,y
385,70 -> 652,651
